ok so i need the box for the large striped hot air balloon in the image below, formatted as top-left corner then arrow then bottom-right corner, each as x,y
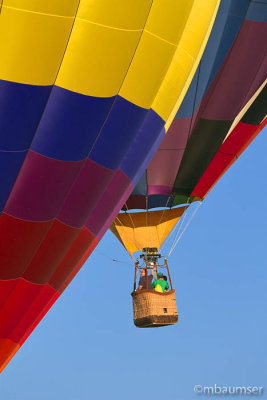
111,0 -> 267,328
0,0 -> 220,371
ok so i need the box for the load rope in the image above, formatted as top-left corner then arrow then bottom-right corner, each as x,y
167,201 -> 202,258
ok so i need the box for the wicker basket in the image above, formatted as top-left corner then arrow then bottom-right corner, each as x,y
131,289 -> 178,328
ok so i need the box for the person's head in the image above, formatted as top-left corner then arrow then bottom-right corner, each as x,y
157,272 -> 164,280
141,269 -> 146,277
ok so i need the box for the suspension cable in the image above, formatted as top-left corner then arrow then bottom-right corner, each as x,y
160,195 -> 190,255
167,201 -> 202,258
145,196 -> 153,249
164,204 -> 189,256
157,195 -> 172,250
123,203 -> 145,255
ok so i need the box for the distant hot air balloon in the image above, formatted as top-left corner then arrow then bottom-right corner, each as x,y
0,0 -> 220,371
110,0 -> 267,328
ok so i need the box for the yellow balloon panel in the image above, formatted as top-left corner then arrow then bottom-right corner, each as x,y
56,20 -> 143,97
4,0 -> 79,16
154,0 -> 220,125
78,0 -> 152,30
145,0 -> 194,44
119,31 -> 177,109
0,3 -> 77,85
111,207 -> 187,256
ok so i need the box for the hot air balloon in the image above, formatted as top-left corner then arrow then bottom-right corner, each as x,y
0,0 -> 220,371
110,0 -> 267,328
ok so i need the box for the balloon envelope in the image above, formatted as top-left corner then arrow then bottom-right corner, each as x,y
0,0 -> 220,371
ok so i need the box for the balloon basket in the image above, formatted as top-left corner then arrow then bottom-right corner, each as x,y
131,289 -> 178,328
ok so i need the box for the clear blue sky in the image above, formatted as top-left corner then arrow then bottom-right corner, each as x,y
1,128 -> 266,400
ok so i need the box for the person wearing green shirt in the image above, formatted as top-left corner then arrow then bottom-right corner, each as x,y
152,273 -> 169,293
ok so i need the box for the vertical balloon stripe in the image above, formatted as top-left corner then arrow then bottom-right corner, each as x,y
191,87 -> 267,199
0,0 -> 80,214
191,118 -> 267,199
